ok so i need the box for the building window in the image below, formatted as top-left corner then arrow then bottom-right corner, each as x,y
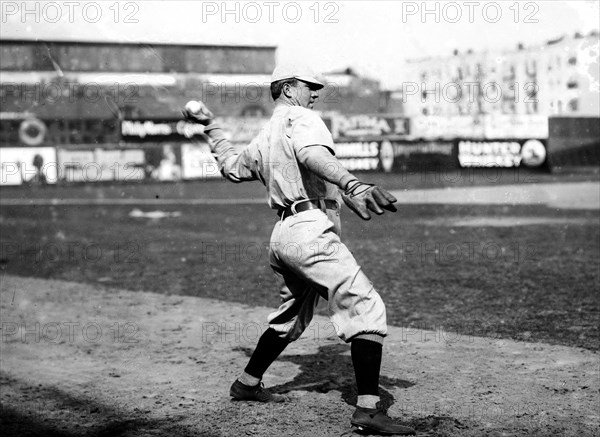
568,99 -> 579,112
568,56 -> 577,66
0,44 -> 34,70
567,79 -> 579,89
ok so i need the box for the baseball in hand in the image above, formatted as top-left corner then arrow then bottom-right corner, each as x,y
185,100 -> 203,114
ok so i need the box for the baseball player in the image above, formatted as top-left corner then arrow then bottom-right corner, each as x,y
183,65 -> 416,436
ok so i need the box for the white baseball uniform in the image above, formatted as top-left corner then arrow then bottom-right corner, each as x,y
204,102 -> 387,342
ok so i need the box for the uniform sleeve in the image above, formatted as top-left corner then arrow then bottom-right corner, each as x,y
204,123 -> 262,183
290,111 -> 335,155
219,139 -> 262,183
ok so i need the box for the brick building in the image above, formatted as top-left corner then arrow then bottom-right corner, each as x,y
400,32 -> 599,118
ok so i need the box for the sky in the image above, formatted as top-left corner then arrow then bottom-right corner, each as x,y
1,0 -> 599,88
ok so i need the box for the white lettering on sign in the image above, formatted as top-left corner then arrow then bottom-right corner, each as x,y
333,115 -> 392,138
338,158 -> 379,171
121,120 -> 206,139
336,142 -> 379,158
121,121 -> 172,138
176,121 -> 206,139
393,142 -> 454,157
458,141 -> 522,167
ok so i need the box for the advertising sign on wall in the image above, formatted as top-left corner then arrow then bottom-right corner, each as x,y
0,146 -> 57,186
410,116 -> 485,140
336,141 -> 380,171
58,145 -> 189,183
484,114 -> 548,140
181,143 -> 221,179
335,140 -> 397,172
409,115 -> 549,141
458,139 -> 547,168
121,120 -> 206,141
121,118 -> 266,144
391,141 -> 456,171
143,144 -> 184,181
58,148 -> 146,182
392,141 -> 454,158
324,114 -> 409,140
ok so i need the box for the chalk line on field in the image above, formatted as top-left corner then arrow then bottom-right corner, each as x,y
1,182 -> 598,209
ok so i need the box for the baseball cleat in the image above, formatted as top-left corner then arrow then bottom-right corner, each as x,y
229,380 -> 287,403
351,406 -> 416,435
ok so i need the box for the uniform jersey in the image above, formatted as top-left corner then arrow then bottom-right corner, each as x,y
203,102 -> 388,343
216,104 -> 340,210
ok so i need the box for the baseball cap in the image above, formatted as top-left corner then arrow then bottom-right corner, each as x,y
271,64 -> 324,89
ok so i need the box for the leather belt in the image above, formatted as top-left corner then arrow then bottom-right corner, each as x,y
278,198 -> 339,220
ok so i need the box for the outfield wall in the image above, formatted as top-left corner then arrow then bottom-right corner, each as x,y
2,113 -> 585,186
547,117 -> 600,169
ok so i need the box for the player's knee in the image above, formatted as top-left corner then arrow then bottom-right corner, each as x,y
270,319 -> 307,342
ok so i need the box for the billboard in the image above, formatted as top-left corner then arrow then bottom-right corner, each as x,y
0,146 -> 58,186
121,120 -> 206,142
391,141 -> 456,171
410,116 -> 484,140
483,114 -> 548,140
120,117 -> 266,144
181,143 -> 221,179
457,139 -> 547,168
57,145 -> 189,182
323,113 -> 409,140
57,148 -> 146,182
409,115 -> 549,141
335,140 -> 395,172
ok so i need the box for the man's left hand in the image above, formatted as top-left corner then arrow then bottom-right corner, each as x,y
342,180 -> 398,220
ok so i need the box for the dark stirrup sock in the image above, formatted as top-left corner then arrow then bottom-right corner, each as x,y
351,337 -> 384,396
244,328 -> 291,380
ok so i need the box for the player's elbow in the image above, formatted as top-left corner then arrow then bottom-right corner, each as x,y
297,145 -> 335,166
224,173 -> 244,183
219,167 -> 243,183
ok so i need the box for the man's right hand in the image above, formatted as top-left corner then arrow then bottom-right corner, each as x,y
342,180 -> 398,220
182,100 -> 214,126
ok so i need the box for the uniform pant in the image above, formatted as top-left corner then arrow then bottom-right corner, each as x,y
267,208 -> 387,342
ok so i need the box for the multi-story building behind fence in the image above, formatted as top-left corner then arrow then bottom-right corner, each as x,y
401,32 -> 599,118
1,36 -> 596,185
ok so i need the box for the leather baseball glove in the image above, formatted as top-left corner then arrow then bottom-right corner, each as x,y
342,180 -> 398,220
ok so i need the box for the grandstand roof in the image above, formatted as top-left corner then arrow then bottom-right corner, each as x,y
0,38 -> 277,51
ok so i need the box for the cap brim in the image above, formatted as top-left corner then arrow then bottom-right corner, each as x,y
296,76 -> 325,89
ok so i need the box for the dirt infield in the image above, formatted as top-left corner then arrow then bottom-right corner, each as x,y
1,275 -> 598,437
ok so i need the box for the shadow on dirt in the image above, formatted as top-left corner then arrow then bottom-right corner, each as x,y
232,344 -> 473,435
0,373 -> 217,437
233,342 -> 415,412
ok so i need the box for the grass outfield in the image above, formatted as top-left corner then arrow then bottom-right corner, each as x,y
1,172 -> 599,350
